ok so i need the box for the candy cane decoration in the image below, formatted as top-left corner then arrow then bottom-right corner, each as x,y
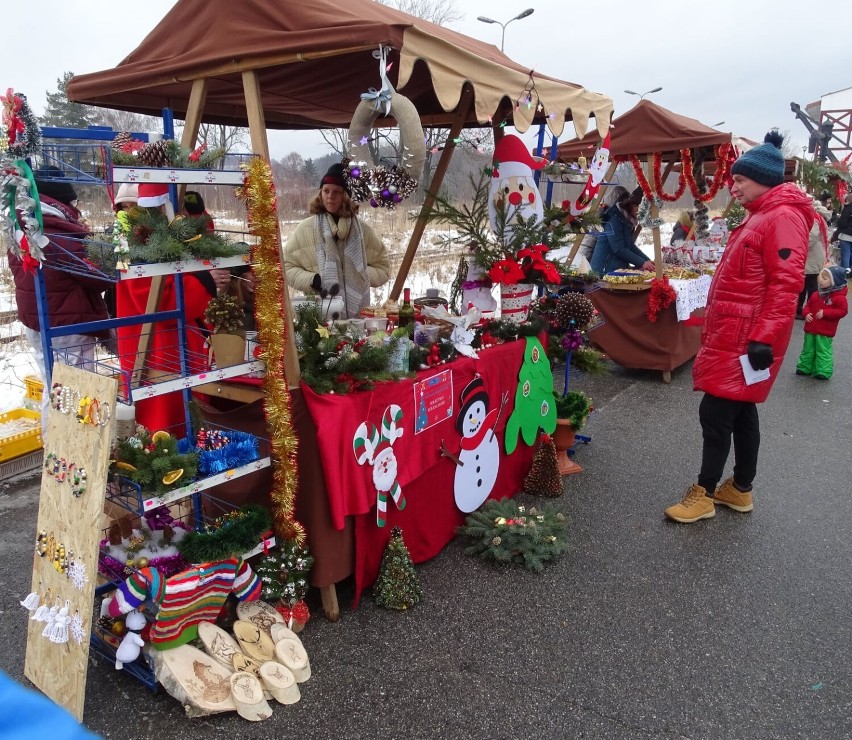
353,406 -> 407,527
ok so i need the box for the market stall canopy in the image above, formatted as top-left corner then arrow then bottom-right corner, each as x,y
67,0 -> 612,139
553,99 -> 731,161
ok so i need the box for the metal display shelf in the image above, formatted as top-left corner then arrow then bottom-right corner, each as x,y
119,254 -> 251,280
106,456 -> 272,513
112,165 -> 246,186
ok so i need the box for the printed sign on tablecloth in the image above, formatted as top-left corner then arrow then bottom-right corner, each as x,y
413,369 -> 454,433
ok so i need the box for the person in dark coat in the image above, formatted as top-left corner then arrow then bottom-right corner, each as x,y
665,132 -> 814,523
589,190 -> 655,274
829,192 -> 852,273
8,174 -> 111,426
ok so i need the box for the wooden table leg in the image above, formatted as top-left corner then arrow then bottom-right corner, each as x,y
320,585 -> 340,622
662,370 -> 672,384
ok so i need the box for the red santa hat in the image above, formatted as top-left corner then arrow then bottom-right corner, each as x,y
491,134 -> 545,180
137,182 -> 170,208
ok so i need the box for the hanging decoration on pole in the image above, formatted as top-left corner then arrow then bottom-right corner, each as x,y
564,131 -> 611,219
344,45 -> 426,210
1,89 -> 48,272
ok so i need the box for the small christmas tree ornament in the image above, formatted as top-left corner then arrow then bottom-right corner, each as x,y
254,540 -> 314,631
523,433 -> 563,497
374,527 -> 422,610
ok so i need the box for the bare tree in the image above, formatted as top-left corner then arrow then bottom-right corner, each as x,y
378,0 -> 462,24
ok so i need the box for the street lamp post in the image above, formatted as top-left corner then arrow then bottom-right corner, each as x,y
624,87 -> 663,100
477,8 -> 534,52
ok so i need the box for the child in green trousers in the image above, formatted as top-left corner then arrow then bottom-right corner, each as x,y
796,266 -> 848,379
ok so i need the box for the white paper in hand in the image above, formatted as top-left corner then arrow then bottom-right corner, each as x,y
739,354 -> 771,385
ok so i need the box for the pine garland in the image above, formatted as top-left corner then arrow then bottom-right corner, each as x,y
374,527 -> 422,610
177,505 -> 273,564
111,138 -> 226,169
88,208 -> 247,270
456,498 -> 568,571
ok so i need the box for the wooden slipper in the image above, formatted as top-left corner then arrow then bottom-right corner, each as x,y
270,622 -> 304,648
236,600 -> 284,636
233,619 -> 276,663
229,671 -> 272,722
259,661 -> 300,705
158,644 -> 236,715
274,637 -> 311,683
197,621 -> 240,670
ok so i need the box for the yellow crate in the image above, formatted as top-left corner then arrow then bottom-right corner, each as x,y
0,408 -> 43,461
24,376 -> 44,402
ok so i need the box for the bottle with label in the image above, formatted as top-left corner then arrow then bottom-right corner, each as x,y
398,287 -> 415,332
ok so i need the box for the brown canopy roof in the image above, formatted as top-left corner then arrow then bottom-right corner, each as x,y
554,99 -> 731,161
67,0 -> 612,139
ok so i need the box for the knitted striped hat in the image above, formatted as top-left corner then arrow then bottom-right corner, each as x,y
731,131 -> 785,187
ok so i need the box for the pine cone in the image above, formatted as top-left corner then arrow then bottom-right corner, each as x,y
555,292 -> 595,330
138,140 -> 171,167
111,132 -> 132,151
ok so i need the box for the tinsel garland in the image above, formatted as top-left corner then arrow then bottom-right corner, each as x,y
636,195 -> 665,229
177,430 -> 259,476
631,145 -> 735,203
646,276 -> 677,322
1,90 -> 41,158
236,157 -> 304,545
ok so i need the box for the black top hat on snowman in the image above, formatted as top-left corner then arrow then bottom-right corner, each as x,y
456,377 -> 489,435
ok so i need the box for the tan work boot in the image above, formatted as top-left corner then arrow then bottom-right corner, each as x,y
664,484 -> 715,523
712,478 -> 754,512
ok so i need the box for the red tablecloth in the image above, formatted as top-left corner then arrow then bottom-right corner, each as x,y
301,341 -> 535,605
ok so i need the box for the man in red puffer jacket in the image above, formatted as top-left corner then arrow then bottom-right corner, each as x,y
665,132 -> 815,523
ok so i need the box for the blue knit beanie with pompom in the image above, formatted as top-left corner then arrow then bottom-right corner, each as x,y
730,131 -> 786,187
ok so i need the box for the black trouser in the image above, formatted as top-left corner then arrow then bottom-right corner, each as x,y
697,393 -> 760,493
797,273 -> 819,315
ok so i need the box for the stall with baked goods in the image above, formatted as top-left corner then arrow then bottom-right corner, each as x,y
553,100 -> 739,381
67,0 -> 614,624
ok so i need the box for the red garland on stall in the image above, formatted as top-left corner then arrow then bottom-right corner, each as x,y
646,276 -> 677,323
626,144 -> 736,204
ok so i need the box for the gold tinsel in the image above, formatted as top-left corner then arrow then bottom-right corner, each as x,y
237,157 -> 304,545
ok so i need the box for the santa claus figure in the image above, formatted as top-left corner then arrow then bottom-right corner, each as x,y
568,132 -> 611,218
488,134 -> 545,241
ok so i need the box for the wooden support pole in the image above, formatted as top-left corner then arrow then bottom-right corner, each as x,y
176,79 -> 208,207
242,70 -> 301,387
646,159 -> 664,278
390,87 -> 474,301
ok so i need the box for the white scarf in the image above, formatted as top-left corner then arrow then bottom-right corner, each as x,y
314,214 -> 369,319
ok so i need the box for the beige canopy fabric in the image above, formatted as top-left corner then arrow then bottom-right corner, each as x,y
554,99 -> 731,161
67,0 -> 611,139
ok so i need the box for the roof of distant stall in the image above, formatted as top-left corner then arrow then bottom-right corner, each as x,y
553,99 -> 732,161
66,0 -> 612,139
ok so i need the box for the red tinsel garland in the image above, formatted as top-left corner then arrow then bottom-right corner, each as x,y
630,144 -> 736,203
646,276 -> 677,323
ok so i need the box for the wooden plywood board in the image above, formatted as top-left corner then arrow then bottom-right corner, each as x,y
24,364 -> 117,722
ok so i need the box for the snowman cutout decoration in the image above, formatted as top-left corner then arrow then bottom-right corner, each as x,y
443,378 -> 509,513
488,134 -> 545,241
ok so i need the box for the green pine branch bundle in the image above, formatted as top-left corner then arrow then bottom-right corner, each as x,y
374,527 -> 422,610
112,428 -> 199,493
177,505 -> 273,564
456,498 -> 568,571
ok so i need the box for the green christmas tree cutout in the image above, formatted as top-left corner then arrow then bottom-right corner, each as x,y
504,336 -> 557,454
374,527 -> 422,610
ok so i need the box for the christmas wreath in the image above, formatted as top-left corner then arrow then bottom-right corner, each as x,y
1,89 -> 41,158
343,46 -> 426,209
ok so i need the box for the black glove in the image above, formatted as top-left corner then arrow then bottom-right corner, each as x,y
747,341 -> 774,371
310,274 -> 322,293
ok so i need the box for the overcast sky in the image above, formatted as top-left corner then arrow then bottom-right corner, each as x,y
3,0 -> 850,160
